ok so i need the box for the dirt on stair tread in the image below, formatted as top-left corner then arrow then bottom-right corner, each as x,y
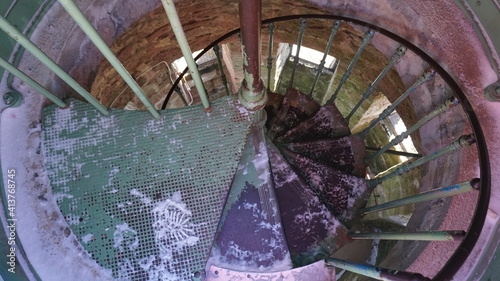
280,147 -> 369,224
267,142 -> 351,266
277,105 -> 351,143
267,88 -> 321,140
285,135 -> 367,177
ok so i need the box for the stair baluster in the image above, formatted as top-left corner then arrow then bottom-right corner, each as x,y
365,96 -> 460,162
345,45 -> 407,122
367,134 -> 476,188
213,45 -> 231,96
0,15 -> 109,115
360,178 -> 480,215
359,68 -> 436,137
327,29 -> 375,104
349,230 -> 465,241
309,20 -> 341,96
289,19 -> 308,88
267,22 -> 275,91
326,258 -> 431,281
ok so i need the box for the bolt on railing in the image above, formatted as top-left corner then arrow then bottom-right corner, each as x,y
309,20 -> 341,97
345,45 -> 407,122
0,57 -> 66,108
359,68 -> 436,137
327,29 -> 375,104
360,178 -> 480,215
326,258 -> 431,281
365,96 -> 460,163
289,19 -> 308,89
367,134 -> 476,188
0,15 -> 109,115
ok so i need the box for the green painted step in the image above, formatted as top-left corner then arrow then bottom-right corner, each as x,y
42,97 -> 254,280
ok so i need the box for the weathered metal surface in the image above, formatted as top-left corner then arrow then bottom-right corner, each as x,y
279,147 -> 367,224
360,178 -> 480,215
206,260 -> 336,281
43,97 -> 254,280
367,134 -> 476,188
237,0 -> 267,110
267,88 -> 321,140
326,258 -> 430,281
276,105 -> 350,143
209,113 -> 292,272
284,135 -> 366,177
267,142 -> 350,266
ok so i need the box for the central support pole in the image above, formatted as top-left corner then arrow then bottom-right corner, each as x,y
238,0 -> 268,111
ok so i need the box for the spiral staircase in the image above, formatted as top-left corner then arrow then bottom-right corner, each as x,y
1,0 -> 500,281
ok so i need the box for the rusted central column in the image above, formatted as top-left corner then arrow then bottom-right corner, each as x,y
238,0 -> 268,111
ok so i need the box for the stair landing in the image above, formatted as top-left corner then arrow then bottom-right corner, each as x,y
42,97 -> 254,280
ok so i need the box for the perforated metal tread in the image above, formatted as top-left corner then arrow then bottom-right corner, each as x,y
42,97 -> 254,280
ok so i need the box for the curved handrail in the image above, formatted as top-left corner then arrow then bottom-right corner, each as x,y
161,14 -> 490,280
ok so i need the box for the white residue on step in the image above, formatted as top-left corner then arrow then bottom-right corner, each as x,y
253,142 -> 271,185
207,247 -> 292,273
82,233 -> 93,244
113,223 -> 139,252
130,188 -> 152,205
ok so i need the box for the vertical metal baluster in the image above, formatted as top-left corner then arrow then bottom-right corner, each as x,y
359,68 -> 436,137
59,0 -> 160,119
326,258 -> 431,281
0,15 -> 109,115
367,134 -> 476,188
267,22 -> 275,91
349,231 -> 465,241
365,96 -> 459,162
309,21 -> 341,96
161,0 -> 212,112
0,57 -> 66,107
289,19 -> 307,89
213,45 -> 231,96
360,178 -> 480,215
345,45 -> 407,122
327,30 -> 375,104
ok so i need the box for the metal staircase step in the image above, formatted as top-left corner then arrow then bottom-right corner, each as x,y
267,88 -> 321,140
42,97 -> 254,280
283,136 -> 367,177
205,260 -> 336,281
276,105 -> 350,143
208,114 -> 292,272
279,147 -> 368,224
267,141 -> 350,267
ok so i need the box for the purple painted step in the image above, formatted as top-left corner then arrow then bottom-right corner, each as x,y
284,136 -> 367,177
276,105 -> 351,143
268,142 -> 351,266
267,88 -> 321,140
280,148 -> 370,223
